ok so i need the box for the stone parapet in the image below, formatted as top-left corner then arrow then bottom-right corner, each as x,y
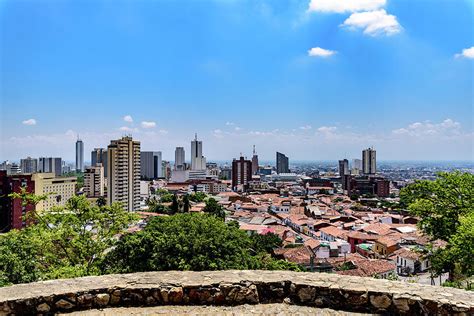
0,270 -> 472,315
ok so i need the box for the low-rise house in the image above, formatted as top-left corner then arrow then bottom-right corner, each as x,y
320,226 -> 348,242
373,235 -> 400,258
394,247 -> 431,276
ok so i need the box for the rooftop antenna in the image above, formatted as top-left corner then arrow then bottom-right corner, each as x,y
195,133 -> 197,141
253,145 -> 256,155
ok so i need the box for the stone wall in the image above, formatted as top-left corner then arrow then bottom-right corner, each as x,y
0,270 -> 472,315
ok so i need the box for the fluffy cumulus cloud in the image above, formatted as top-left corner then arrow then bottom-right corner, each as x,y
123,115 -> 133,123
308,47 -> 337,57
300,125 -> 312,130
141,121 -> 156,129
307,0 -> 386,13
455,46 -> 474,59
225,121 -> 235,126
22,118 -> 37,126
341,9 -> 401,36
392,119 -> 463,137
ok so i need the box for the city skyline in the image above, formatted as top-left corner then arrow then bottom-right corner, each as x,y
1,0 -> 473,161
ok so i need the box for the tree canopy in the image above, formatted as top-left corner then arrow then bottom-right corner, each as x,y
400,171 -> 474,285
103,214 -> 303,273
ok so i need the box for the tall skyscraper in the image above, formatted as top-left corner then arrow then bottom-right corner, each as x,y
191,134 -> 206,170
107,136 -> 141,212
352,159 -> 362,170
232,156 -> 252,191
38,157 -> 62,176
174,147 -> 185,170
338,159 -> 349,177
20,157 -> 38,174
84,164 -> 105,198
362,147 -> 376,175
75,137 -> 84,172
276,152 -> 289,174
91,148 -> 108,178
141,151 -> 163,179
251,145 -> 259,175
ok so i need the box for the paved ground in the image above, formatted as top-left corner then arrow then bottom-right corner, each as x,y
63,304 -> 374,315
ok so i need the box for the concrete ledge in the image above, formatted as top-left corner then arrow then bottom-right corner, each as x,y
0,270 -> 473,315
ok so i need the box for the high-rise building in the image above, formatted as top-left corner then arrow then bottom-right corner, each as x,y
352,159 -> 362,170
20,157 -> 38,174
38,157 -> 62,176
107,136 -> 141,212
232,156 -> 252,191
141,151 -> 163,179
339,159 -> 350,190
32,172 -> 76,212
191,134 -> 206,170
362,148 -> 376,175
76,137 -> 84,172
174,147 -> 185,170
0,171 -> 35,232
338,159 -> 349,177
84,164 -> 105,198
276,152 -> 289,174
91,148 -> 108,178
251,145 -> 259,175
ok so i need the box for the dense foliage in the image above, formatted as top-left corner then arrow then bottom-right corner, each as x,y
103,213 -> 303,273
400,172 -> 474,286
0,192 -> 137,286
0,191 -> 302,287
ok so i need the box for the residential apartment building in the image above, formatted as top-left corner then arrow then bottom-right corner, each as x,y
232,156 -> 252,191
107,136 -> 141,212
84,164 -> 105,198
91,148 -> 108,178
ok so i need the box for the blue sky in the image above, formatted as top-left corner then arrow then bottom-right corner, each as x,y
0,0 -> 473,162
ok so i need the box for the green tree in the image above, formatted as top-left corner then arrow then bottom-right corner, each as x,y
0,191 -> 137,285
400,172 -> 474,283
189,192 -> 207,202
183,194 -> 190,213
400,172 -> 473,241
104,213 -> 254,272
249,232 -> 282,254
202,198 -> 225,219
170,194 -> 179,214
96,196 -> 107,207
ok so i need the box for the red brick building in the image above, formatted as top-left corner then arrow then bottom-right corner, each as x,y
232,156 -> 252,191
0,171 -> 35,232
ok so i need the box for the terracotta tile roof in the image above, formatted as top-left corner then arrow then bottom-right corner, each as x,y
274,246 -> 312,266
393,247 -> 423,261
320,226 -> 348,239
336,259 -> 396,277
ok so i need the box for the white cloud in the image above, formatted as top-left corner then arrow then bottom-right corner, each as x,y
141,121 -> 156,129
392,119 -> 462,137
225,122 -> 235,126
341,9 -> 401,36
455,46 -> 474,59
234,127 -> 242,131
123,115 -> 133,123
22,118 -> 37,126
119,126 -> 138,132
300,125 -> 312,130
308,0 -> 386,13
317,126 -> 337,134
308,47 -> 337,57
